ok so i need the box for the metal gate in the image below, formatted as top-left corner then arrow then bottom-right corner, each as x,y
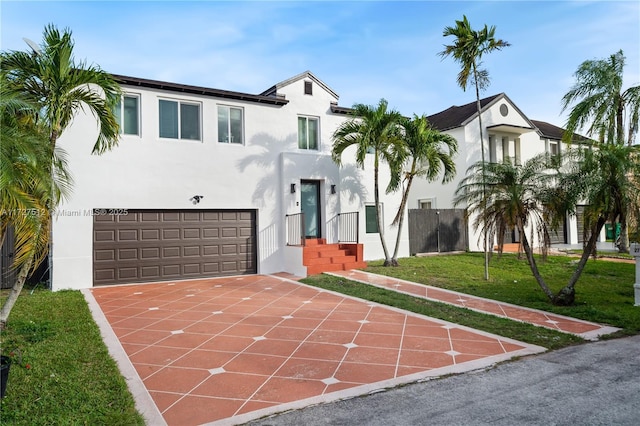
408,209 -> 468,254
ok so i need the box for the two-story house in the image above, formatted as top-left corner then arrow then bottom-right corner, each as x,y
49,71 -> 406,290
408,93 -> 597,253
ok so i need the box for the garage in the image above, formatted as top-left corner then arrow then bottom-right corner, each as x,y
93,209 -> 256,286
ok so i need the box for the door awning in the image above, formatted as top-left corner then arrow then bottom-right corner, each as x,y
486,124 -> 534,135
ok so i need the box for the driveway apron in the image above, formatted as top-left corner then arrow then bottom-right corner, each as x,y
83,274 -> 545,426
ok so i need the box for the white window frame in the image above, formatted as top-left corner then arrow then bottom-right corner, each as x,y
501,136 -> 521,165
115,93 -> 141,136
547,139 -> 560,155
365,203 -> 382,234
158,98 -> 202,141
217,105 -> 244,144
298,115 -> 320,150
489,135 -> 497,163
419,198 -> 435,209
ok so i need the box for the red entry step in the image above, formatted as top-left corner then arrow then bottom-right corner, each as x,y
303,239 -> 367,275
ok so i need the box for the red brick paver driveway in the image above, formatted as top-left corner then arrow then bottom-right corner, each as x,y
83,275 -> 545,426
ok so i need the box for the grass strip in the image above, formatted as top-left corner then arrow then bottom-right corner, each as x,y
301,273 -> 583,350
0,287 -> 144,426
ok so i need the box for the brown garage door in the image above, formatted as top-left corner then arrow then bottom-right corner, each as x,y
93,209 -> 256,286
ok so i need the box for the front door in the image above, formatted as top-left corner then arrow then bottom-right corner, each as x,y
301,180 -> 321,238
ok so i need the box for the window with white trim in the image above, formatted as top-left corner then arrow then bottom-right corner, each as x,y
365,204 -> 381,234
548,140 -> 560,155
419,199 -> 433,209
304,80 -> 313,95
114,94 -> 140,136
217,106 -> 243,144
502,137 -> 521,165
298,116 -> 319,150
158,99 -> 201,141
488,135 -> 497,163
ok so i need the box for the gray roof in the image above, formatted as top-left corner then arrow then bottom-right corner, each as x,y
112,74 -> 289,106
260,70 -> 339,100
426,94 -> 503,131
531,120 -> 565,140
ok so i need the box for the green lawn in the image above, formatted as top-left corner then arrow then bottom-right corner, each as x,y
0,288 -> 145,425
0,252 -> 636,423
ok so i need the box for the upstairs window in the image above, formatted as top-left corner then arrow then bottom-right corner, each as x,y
298,116 -> 319,150
114,94 -> 140,135
502,137 -> 521,165
159,99 -> 201,141
304,80 -> 313,95
489,135 -> 497,163
218,106 -> 243,144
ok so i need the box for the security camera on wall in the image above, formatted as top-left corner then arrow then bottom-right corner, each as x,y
190,195 -> 203,205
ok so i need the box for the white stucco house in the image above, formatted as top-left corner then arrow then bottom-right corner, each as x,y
409,93 -> 595,252
49,71 -> 407,290
25,71 -> 596,291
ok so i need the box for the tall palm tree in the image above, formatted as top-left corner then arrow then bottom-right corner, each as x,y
562,50 -> 640,147
439,15 -> 510,280
561,50 -> 640,252
389,115 -> 458,264
332,99 -> 404,266
0,24 -> 120,328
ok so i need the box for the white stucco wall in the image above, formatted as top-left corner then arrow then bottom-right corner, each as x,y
52,74 -> 409,290
408,96 -> 560,253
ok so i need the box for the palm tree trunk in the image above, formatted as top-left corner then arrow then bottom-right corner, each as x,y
473,65 -> 489,281
519,221 -> 556,302
0,256 -> 33,330
616,100 -> 625,146
391,174 -> 415,265
554,217 -> 606,306
374,156 -> 392,265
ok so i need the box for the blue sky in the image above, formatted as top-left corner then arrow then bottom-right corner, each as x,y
2,1 -> 639,127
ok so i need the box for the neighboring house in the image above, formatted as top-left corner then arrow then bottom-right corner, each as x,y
408,93 -> 600,252
50,71 -> 407,290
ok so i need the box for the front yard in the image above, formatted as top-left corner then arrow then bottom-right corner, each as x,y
0,252 -> 637,424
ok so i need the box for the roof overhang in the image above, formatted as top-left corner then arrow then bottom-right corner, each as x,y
486,124 -> 534,135
112,74 -> 289,106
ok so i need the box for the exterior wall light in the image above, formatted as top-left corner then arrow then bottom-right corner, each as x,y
330,185 -> 336,194
290,183 -> 296,194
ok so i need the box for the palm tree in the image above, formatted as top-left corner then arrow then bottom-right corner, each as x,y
332,99 -> 404,266
0,24 -> 120,328
561,50 -> 640,252
0,86 -> 71,328
454,145 -> 640,306
439,15 -> 510,280
1,24 -> 121,153
454,156 -> 560,301
389,115 -> 458,264
552,144 -> 640,304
